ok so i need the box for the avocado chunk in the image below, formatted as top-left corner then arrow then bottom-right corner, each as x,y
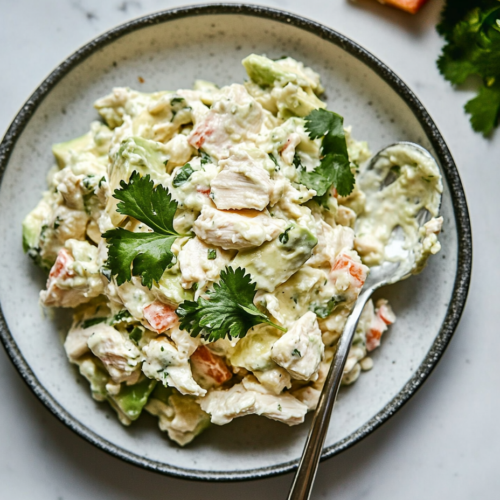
110,136 -> 165,189
232,224 -> 318,292
22,211 -> 43,254
110,378 -> 157,422
276,84 -> 326,119
242,54 -> 303,88
156,269 -> 194,305
107,136 -> 167,225
229,324 -> 282,372
52,132 -> 93,169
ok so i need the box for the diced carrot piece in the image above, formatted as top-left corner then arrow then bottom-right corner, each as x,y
377,302 -> 396,326
332,253 -> 367,287
190,345 -> 232,385
196,186 -> 211,196
378,0 -> 429,14
143,301 -> 178,333
366,301 -> 396,351
366,323 -> 384,352
49,248 -> 74,280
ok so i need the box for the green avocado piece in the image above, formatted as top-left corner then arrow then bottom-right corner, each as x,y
242,54 -> 301,88
276,85 -> 326,119
110,136 -> 165,188
157,269 -> 194,305
110,378 -> 157,422
108,136 -> 167,224
22,212 -> 43,253
52,132 -> 93,169
232,224 -> 318,292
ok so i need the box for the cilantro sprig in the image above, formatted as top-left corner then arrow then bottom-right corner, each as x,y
296,109 -> 354,198
103,171 -> 184,288
177,267 -> 286,342
437,1 -> 500,135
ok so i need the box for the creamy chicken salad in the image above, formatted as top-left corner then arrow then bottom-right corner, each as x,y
23,54 -> 443,446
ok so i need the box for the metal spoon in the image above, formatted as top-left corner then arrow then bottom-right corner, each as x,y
287,142 -> 442,500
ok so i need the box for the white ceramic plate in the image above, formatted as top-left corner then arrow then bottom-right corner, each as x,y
0,4 -> 471,481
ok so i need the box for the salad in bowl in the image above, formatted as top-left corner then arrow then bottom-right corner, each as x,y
22,54 -> 443,446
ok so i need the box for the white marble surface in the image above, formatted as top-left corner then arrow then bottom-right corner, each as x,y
0,0 -> 498,498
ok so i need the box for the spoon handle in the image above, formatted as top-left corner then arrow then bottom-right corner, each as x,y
287,287 -> 374,500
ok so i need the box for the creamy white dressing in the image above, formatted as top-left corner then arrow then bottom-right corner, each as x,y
24,54 -> 442,446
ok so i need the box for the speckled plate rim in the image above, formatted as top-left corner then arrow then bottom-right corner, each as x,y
0,3 -> 472,482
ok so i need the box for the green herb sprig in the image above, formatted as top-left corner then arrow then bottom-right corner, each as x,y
177,267 -> 286,342
103,171 -> 185,288
296,108 -> 354,198
437,1 -> 500,135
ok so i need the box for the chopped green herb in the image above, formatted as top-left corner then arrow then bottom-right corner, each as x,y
129,326 -> 143,343
200,151 -> 211,165
82,317 -> 107,329
112,310 -> 132,324
173,163 -> 195,187
269,153 -> 279,166
292,349 -> 302,357
278,225 -> 294,244
310,296 -> 345,319
207,248 -> 217,260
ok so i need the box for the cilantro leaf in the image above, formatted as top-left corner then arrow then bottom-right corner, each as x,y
113,171 -> 178,235
298,109 -> 354,197
298,153 -> 353,198
177,267 -> 286,342
173,163 -> 195,187
103,229 -> 178,288
464,82 -> 500,134
103,171 -> 182,288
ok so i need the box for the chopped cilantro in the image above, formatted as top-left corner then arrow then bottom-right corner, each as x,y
292,349 -> 302,357
111,309 -> 132,324
129,326 -> 143,343
173,163 -> 195,187
310,296 -> 345,319
207,248 -> 217,260
102,171 -> 184,288
177,267 -> 286,342
82,317 -> 107,329
200,151 -> 211,165
170,96 -> 185,105
278,225 -> 293,244
269,153 -> 279,166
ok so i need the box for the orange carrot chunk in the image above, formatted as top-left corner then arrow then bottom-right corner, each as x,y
143,301 -> 178,333
190,345 -> 233,385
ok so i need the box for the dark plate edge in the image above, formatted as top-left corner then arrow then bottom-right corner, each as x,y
0,3 -> 472,482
